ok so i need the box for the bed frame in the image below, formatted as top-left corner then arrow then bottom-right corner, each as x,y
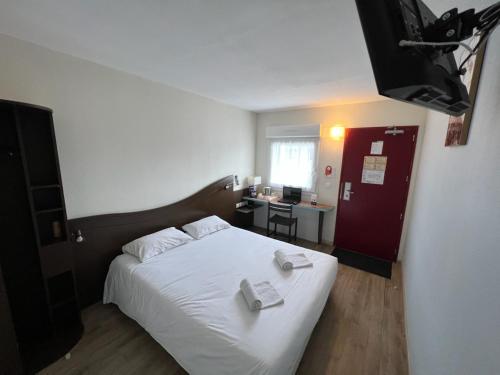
69,175 -> 241,307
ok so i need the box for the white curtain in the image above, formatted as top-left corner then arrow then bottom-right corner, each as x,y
269,139 -> 318,191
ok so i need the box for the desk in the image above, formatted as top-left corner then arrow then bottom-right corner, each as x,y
242,197 -> 335,244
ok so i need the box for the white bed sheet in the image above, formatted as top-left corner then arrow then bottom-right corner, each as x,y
103,227 -> 337,375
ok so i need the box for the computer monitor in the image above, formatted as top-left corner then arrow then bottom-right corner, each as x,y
283,186 -> 302,203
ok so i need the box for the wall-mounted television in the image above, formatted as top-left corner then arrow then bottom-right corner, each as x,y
355,0 -> 499,115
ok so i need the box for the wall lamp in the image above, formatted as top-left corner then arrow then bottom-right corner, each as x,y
330,126 -> 345,140
73,229 -> 84,243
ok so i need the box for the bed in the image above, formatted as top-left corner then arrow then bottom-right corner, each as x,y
103,226 -> 337,375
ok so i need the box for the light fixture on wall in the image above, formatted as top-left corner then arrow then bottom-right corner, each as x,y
330,126 -> 345,140
73,229 -> 84,243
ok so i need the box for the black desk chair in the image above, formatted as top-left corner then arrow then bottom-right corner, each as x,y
267,202 -> 298,242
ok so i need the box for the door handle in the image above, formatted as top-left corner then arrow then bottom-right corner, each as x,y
342,182 -> 353,201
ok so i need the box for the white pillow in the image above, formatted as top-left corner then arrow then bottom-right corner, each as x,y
122,227 -> 193,262
182,215 -> 231,240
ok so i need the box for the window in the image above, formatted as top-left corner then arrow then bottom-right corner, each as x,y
269,138 -> 318,191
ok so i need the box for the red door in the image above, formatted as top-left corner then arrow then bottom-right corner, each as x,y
334,126 -> 418,261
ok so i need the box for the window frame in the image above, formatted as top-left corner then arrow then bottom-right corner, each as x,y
267,137 -> 320,193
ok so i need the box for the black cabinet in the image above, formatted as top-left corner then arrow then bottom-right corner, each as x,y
235,207 -> 255,228
0,100 -> 82,374
0,267 -> 23,375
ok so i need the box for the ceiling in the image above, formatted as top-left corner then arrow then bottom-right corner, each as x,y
0,0 -> 481,112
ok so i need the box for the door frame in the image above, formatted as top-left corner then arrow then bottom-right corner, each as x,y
333,125 -> 419,262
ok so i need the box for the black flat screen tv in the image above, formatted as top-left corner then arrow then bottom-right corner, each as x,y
355,0 -> 471,115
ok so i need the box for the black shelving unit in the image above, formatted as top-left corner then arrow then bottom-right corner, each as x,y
0,99 -> 83,374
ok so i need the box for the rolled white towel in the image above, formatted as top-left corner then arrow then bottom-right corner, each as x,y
240,279 -> 262,310
274,250 -> 293,270
274,249 -> 313,270
240,279 -> 284,311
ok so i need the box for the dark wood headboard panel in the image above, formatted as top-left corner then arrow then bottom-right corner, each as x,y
69,175 -> 241,308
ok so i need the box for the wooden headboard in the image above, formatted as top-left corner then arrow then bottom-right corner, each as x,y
69,175 -> 241,308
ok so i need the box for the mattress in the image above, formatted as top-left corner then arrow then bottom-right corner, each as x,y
103,226 -> 338,375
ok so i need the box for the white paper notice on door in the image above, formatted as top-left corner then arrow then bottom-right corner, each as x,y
362,170 -> 385,185
362,155 -> 387,185
370,141 -> 384,155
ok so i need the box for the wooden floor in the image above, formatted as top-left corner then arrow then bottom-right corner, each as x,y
40,228 -> 408,375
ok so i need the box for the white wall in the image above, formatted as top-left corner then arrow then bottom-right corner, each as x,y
403,32 -> 500,374
255,101 -> 427,245
0,34 -> 256,219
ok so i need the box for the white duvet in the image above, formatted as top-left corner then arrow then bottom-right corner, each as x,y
103,227 -> 337,375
